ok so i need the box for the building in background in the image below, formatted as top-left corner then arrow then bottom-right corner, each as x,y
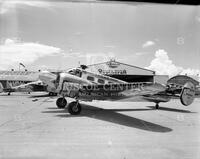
86,59 -> 169,84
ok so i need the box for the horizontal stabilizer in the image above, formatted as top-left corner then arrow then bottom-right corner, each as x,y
168,75 -> 199,87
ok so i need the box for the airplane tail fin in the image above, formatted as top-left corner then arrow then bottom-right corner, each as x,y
0,82 -> 4,93
167,75 -> 197,106
180,82 -> 195,106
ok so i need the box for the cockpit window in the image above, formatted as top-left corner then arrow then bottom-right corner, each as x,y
68,69 -> 82,77
68,70 -> 74,74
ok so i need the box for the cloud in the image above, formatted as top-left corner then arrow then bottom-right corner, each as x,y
142,41 -> 155,48
146,49 -> 182,76
0,38 -> 62,70
146,49 -> 200,81
0,0 -> 52,14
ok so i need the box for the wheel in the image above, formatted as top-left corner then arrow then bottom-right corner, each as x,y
68,101 -> 82,115
155,103 -> 159,109
56,97 -> 67,109
8,92 -> 11,95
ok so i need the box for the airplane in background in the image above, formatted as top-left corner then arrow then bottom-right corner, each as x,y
37,66 -> 197,115
0,70 -> 58,96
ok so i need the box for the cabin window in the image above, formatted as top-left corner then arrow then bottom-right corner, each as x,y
75,69 -> 82,77
87,76 -> 94,81
98,79 -> 105,84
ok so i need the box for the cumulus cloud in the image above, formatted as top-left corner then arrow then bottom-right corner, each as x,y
0,0 -> 52,14
0,38 -> 62,70
146,49 -> 200,81
142,41 -> 155,48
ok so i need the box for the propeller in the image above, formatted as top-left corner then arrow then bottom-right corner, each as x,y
0,82 -> 3,93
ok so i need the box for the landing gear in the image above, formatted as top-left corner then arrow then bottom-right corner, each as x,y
56,97 -> 67,109
155,103 -> 159,109
68,101 -> 82,115
8,92 -> 11,95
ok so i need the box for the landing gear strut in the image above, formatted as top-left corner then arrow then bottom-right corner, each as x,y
155,103 -> 159,109
56,97 -> 67,109
68,101 -> 82,115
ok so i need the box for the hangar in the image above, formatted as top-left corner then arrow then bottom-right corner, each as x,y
86,59 -> 161,83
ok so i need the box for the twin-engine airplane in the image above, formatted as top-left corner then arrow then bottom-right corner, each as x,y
38,67 -> 196,115
0,71 -> 58,96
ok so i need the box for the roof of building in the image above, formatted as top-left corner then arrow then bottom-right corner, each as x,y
87,60 -> 155,74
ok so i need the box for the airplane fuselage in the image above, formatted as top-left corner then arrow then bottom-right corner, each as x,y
60,81 -> 171,103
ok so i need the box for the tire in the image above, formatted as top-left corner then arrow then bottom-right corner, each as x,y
68,101 -> 82,115
56,97 -> 67,109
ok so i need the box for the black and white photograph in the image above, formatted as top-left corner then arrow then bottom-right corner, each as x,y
0,0 -> 199,158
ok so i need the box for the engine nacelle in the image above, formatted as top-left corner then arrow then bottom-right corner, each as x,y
55,72 -> 92,95
180,82 -> 195,106
61,82 -> 80,98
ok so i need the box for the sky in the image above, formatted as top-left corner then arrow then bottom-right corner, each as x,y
0,0 -> 199,78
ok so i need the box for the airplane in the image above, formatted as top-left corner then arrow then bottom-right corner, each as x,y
38,67 -> 197,115
0,71 -> 58,96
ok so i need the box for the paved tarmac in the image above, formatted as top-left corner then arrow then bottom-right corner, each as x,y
0,92 -> 199,159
